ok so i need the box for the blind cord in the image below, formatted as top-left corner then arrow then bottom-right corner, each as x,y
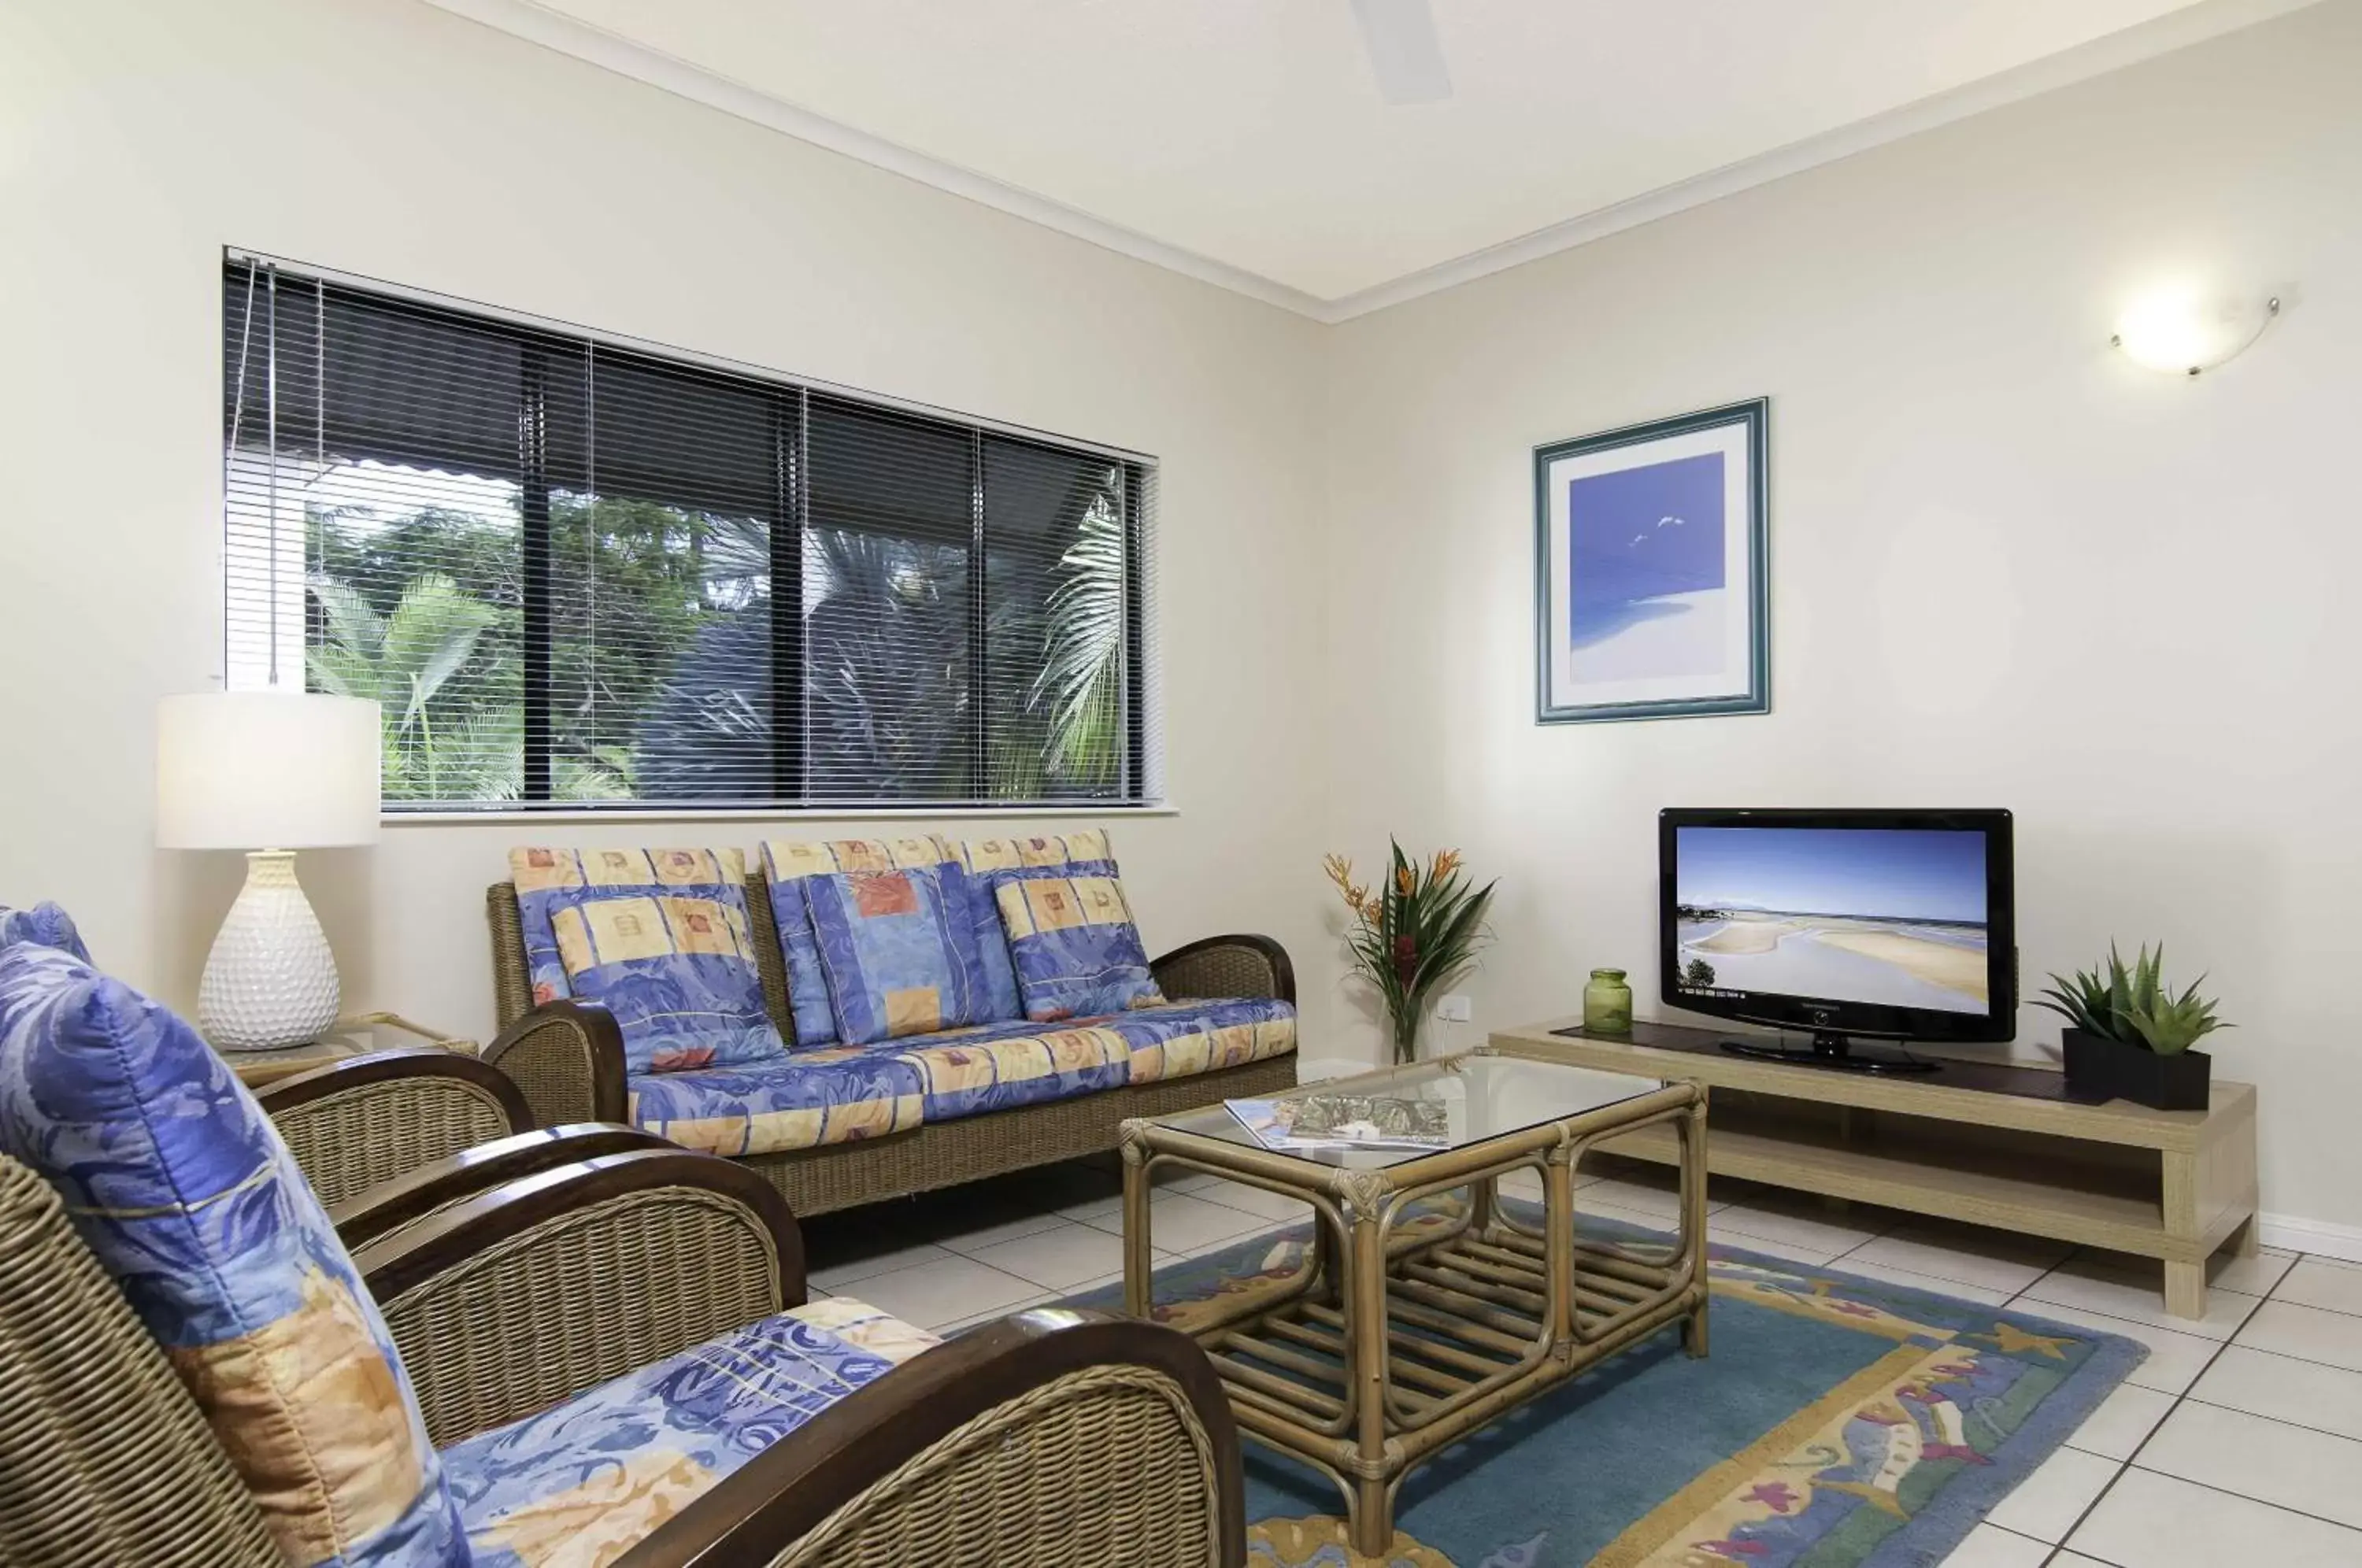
316,276 -> 326,682
224,262 -> 258,685
585,339 -> 597,749
265,262 -> 279,690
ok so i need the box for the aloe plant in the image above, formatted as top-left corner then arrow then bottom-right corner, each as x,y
2035,943 -> 2230,1056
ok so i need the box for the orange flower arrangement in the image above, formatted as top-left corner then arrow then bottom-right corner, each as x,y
1324,841 -> 1497,1064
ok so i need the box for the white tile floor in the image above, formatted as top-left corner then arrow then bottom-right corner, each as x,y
798,1156 -> 2362,1566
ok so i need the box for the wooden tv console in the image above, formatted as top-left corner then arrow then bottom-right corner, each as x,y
1490,1018 -> 2259,1321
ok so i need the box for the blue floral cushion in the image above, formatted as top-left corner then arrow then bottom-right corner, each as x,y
0,900 -> 92,962
804,865 -> 988,1045
442,1302 -> 927,1565
990,869 -> 1166,1023
628,1041 -> 927,1158
513,848 -> 787,1075
0,942 -> 465,1567
761,836 -> 983,1046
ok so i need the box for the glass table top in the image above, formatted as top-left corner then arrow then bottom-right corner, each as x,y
1150,1051 -> 1667,1169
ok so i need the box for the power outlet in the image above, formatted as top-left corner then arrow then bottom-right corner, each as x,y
1435,993 -> 1473,1023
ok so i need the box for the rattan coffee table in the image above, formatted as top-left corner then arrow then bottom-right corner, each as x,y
1119,1047 -> 1709,1556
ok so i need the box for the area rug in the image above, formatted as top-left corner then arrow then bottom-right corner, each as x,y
1063,1202 -> 2145,1567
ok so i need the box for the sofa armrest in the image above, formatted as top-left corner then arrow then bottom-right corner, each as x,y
1152,934 -> 1295,1006
256,1048 -> 534,1207
354,1147 -> 805,1448
480,999 -> 629,1127
619,1308 -> 1244,1568
327,1122 -> 672,1251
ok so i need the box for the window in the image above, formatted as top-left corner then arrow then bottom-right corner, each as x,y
220,255 -> 1158,812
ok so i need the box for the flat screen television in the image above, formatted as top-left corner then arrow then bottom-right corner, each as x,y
1658,808 -> 2015,1074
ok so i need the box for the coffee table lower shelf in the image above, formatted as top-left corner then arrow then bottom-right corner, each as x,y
1120,1074 -> 1709,1557
1208,1219 -> 1704,1548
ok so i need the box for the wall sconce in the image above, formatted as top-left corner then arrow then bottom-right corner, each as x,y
2111,285 -> 2280,377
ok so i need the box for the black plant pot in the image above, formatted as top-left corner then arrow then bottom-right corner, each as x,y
2061,1027 -> 2212,1111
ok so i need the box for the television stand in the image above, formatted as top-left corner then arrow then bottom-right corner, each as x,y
1720,1030 -> 1942,1076
1498,1015 -> 2259,1322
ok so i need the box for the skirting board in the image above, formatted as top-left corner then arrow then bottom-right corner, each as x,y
2260,1211 -> 2362,1265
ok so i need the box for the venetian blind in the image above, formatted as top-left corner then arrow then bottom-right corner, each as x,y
220,255 -> 1161,812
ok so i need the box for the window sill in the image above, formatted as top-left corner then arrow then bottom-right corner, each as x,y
380,802 -> 1181,828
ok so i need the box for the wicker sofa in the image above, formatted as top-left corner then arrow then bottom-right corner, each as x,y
481,865 -> 1301,1216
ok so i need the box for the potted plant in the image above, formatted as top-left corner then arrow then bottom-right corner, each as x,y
1324,843 -> 1497,1065
2035,944 -> 2229,1111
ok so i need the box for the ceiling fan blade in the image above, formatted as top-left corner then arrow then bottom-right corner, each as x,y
1350,0 -> 1452,105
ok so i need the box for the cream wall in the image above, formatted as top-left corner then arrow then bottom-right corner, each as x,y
5,0 -> 2358,1236
0,0 -> 1330,1039
1319,1 -> 2362,1235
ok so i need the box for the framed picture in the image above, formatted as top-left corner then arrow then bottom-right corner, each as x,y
1534,398 -> 1769,724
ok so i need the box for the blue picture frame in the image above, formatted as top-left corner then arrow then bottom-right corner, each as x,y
1534,398 -> 1769,724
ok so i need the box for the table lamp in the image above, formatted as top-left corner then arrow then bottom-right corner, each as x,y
156,691 -> 382,1051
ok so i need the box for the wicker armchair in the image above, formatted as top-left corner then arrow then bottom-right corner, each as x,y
255,1046 -> 535,1206
482,874 -> 1299,1216
326,1121 -> 676,1250
0,1141 -> 1246,1566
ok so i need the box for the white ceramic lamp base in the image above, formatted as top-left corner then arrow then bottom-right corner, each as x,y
198,850 -> 342,1052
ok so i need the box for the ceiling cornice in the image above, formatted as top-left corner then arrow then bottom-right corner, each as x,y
416,0 -> 1332,319
1319,0 -> 2327,321
423,0 -> 2325,327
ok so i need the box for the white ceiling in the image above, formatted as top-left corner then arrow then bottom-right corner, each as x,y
452,0 -> 2306,314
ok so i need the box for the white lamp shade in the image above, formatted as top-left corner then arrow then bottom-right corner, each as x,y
157,692 -> 383,849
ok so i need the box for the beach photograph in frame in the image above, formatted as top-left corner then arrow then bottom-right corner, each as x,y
1534,399 -> 1768,723
1672,824 -> 1993,1014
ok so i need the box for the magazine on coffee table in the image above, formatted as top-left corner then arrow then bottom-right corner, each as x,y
1226,1093 -> 1450,1154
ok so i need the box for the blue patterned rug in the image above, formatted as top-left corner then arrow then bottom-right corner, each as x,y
1064,1201 -> 2142,1567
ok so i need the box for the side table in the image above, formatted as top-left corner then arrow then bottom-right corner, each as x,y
215,1011 -> 480,1089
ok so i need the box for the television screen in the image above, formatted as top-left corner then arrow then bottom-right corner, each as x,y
1672,824 -> 1993,1015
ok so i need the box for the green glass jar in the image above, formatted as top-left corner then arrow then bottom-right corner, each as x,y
1583,967 -> 1634,1034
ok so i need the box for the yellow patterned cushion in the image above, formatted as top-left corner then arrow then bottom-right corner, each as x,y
990,870 -> 1164,1022
784,1297 -> 943,1365
513,848 -> 785,1074
958,829 -> 1113,874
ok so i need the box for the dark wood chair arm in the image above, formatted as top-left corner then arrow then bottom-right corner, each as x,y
327,1122 -> 672,1250
255,1048 -> 534,1207
354,1147 -> 805,1448
1152,933 -> 1296,1006
480,998 -> 630,1127
620,1308 -> 1246,1568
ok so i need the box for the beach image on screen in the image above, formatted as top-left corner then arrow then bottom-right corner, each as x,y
1674,827 -> 1990,1013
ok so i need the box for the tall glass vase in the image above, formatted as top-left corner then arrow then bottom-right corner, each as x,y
1390,1005 -> 1423,1066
